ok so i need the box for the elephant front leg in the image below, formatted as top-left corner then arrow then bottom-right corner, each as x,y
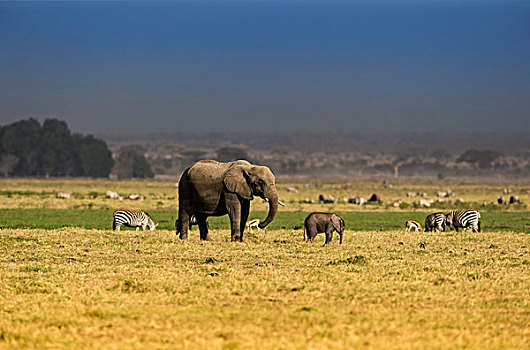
225,193 -> 242,242
324,227 -> 333,245
239,200 -> 250,242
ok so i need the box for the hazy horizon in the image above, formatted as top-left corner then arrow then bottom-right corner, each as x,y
1,1 -> 529,133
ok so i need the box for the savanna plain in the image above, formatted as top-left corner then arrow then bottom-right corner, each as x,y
0,178 -> 529,349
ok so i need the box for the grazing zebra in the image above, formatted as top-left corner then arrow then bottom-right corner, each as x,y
246,218 -> 261,232
405,220 -> 423,232
113,210 -> 157,231
445,210 -> 481,232
424,212 -> 446,232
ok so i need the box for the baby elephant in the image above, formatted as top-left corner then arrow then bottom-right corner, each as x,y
304,212 -> 345,245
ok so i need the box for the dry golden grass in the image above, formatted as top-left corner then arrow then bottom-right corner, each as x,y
0,227 -> 528,349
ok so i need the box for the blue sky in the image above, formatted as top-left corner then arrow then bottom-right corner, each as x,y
0,0 -> 529,133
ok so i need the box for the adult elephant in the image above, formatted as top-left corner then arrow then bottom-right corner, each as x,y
176,159 -> 279,242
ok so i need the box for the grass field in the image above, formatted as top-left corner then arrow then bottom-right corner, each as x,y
0,178 -> 528,349
0,228 -> 528,349
0,178 -> 528,212
0,209 -> 529,233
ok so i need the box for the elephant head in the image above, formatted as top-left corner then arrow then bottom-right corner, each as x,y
330,214 -> 345,244
223,160 -> 279,229
330,214 -> 345,233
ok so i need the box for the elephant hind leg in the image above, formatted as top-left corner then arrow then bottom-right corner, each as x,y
197,214 -> 210,241
324,227 -> 333,245
179,212 -> 190,240
307,223 -> 317,243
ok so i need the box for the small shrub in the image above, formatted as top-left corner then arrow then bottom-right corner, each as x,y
89,191 -> 99,198
121,279 -> 145,293
204,257 -> 217,264
22,265 -> 50,273
399,202 -> 411,209
328,255 -> 368,266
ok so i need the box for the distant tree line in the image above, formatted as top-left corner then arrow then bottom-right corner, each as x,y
114,145 -> 154,179
0,118 -> 114,177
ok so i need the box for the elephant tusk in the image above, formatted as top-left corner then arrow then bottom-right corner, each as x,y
264,198 -> 286,207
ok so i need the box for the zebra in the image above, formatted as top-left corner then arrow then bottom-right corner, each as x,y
445,210 -> 481,232
113,209 -> 157,231
424,212 -> 446,232
405,219 -> 423,232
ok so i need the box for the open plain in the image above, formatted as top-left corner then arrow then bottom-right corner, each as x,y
0,178 -> 528,349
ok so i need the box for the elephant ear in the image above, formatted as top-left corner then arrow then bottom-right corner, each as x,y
223,163 -> 253,200
331,215 -> 342,232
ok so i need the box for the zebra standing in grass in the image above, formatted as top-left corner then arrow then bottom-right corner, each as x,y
424,212 -> 446,232
445,210 -> 481,232
113,209 -> 157,231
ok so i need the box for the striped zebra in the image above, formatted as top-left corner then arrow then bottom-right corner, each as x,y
445,210 -> 481,232
113,210 -> 157,231
405,219 -> 423,232
424,212 -> 446,232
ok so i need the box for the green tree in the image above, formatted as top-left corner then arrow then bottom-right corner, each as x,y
0,118 -> 42,176
40,119 -> 73,176
132,153 -> 154,178
0,118 -> 42,175
78,135 -> 114,177
0,118 -> 115,178
0,154 -> 19,177
114,145 -> 154,179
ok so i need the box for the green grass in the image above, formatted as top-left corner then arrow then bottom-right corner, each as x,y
0,209 -> 529,233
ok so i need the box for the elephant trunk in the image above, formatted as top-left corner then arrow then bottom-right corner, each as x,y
259,186 -> 279,229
